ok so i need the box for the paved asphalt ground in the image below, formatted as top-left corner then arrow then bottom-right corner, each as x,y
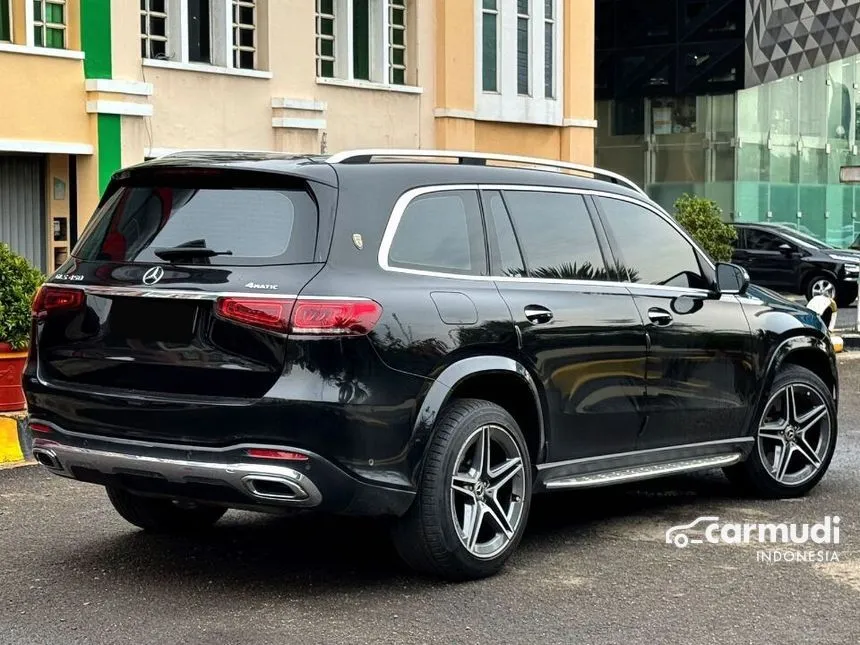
3,360 -> 860,644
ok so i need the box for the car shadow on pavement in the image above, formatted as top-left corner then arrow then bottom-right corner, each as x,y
66,470 -> 740,592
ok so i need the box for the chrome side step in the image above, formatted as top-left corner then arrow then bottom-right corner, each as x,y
543,453 -> 742,490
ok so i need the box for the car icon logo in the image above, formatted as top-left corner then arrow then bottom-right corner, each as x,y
665,516 -> 720,548
142,266 -> 165,285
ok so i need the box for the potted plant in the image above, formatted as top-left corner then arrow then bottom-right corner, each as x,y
0,243 -> 43,412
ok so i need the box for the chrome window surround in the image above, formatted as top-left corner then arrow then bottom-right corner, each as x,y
377,184 -> 717,296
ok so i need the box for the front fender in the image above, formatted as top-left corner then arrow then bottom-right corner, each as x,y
405,356 -> 546,483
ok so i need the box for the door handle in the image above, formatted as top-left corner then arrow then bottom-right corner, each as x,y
647,307 -> 673,326
524,305 -> 553,325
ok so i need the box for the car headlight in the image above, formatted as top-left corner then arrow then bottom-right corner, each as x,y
845,263 -> 860,273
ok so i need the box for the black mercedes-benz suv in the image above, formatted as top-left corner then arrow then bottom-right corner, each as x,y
25,149 -> 838,580
730,221 -> 860,307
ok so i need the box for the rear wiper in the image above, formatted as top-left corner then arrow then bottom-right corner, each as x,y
153,246 -> 233,261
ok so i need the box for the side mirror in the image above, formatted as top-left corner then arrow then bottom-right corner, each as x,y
716,262 -> 750,296
778,243 -> 794,255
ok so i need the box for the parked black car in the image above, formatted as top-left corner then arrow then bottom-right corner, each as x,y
730,222 -> 860,307
25,150 -> 839,580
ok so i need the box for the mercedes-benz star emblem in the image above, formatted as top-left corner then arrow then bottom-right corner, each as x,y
142,266 -> 165,285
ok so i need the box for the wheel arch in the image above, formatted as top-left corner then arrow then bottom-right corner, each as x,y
765,335 -> 838,408
411,356 -> 547,472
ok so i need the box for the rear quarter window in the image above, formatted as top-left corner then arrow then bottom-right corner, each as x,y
387,190 -> 487,275
73,171 -> 319,266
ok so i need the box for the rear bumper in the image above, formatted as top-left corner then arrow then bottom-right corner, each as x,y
29,420 -> 415,517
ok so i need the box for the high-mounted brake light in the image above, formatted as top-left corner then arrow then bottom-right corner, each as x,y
246,448 -> 309,461
215,297 -> 382,335
32,286 -> 85,318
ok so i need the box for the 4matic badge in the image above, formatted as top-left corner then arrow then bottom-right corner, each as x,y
245,282 -> 279,290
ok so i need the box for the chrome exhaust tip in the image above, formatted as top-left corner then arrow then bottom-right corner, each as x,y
32,448 -> 62,471
242,475 -> 309,501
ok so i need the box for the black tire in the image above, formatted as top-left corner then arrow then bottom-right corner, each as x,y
805,274 -> 837,302
106,486 -> 226,533
392,398 -> 532,581
836,284 -> 858,308
724,365 -> 837,499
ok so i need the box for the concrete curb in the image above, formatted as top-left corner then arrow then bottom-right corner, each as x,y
840,334 -> 860,351
0,412 -> 31,465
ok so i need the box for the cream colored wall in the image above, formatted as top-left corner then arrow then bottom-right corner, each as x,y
111,0 -> 428,163
0,54 -> 90,145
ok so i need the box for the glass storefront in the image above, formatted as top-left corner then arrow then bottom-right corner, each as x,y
596,53 -> 860,248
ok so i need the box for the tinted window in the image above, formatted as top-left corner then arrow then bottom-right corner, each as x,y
746,228 -> 789,251
597,197 -> 706,288
74,175 -> 318,266
389,190 -> 486,275
504,191 -> 607,280
483,191 -> 525,277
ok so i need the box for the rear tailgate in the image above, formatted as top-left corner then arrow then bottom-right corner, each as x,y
34,165 -> 330,401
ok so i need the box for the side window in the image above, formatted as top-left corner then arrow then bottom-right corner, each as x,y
732,227 -> 745,249
503,191 -> 607,280
388,190 -> 487,275
746,229 -> 788,252
482,191 -> 526,277
597,197 -> 707,289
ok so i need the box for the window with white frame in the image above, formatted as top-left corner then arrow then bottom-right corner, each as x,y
0,0 -> 11,42
315,0 -> 410,86
476,0 -> 562,125
543,0 -> 554,98
516,0 -> 529,95
33,0 -> 66,49
481,0 -> 499,92
232,0 -> 256,69
139,0 -> 261,70
141,0 -> 168,60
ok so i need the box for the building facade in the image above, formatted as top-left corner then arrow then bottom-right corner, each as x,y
596,0 -> 860,247
0,0 -> 596,274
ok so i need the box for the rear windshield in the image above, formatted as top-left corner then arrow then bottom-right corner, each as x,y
73,172 -> 318,266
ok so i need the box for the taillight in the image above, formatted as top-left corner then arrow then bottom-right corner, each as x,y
246,448 -> 309,461
215,298 -> 294,333
290,299 -> 382,335
215,297 -> 382,335
32,286 -> 85,318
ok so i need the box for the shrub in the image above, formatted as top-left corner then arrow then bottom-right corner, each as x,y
673,194 -> 737,262
0,244 -> 44,350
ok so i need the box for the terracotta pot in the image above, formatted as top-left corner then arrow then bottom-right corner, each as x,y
0,342 -> 27,412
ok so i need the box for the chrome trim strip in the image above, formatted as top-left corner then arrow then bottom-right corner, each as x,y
44,284 -> 298,300
326,148 -> 647,196
43,284 -> 374,302
543,453 -> 742,490
32,437 -> 323,508
378,184 -> 716,293
535,437 -> 754,471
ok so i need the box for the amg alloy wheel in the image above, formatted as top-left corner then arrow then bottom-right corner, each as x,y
757,383 -> 832,486
392,399 -> 532,580
724,365 -> 837,498
450,424 -> 527,559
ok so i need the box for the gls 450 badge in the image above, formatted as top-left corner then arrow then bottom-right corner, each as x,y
245,282 -> 279,290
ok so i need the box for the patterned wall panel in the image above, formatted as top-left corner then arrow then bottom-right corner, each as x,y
745,0 -> 860,87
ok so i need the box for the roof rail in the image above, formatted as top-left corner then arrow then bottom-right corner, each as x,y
326,148 -> 646,196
